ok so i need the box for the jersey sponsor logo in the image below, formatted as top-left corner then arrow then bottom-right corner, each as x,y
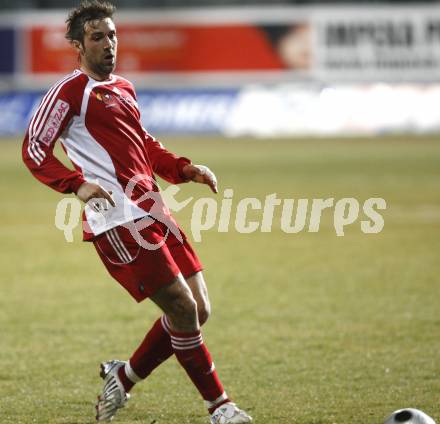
96,89 -> 137,109
96,92 -> 117,108
39,99 -> 70,146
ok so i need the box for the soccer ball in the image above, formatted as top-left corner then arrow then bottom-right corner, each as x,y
383,408 -> 436,424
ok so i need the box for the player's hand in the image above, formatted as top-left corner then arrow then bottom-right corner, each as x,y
182,164 -> 218,194
76,182 -> 116,211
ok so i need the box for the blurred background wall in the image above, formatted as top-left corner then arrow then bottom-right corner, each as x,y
1,0 -> 439,7
1,0 -> 440,137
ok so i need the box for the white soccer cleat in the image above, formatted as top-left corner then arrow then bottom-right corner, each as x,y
210,402 -> 253,424
95,360 -> 130,422
383,408 -> 436,424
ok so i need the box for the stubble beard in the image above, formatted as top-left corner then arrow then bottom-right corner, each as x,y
93,60 -> 116,79
82,52 -> 116,80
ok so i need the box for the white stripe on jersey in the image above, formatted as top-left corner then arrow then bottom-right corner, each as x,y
27,71 -> 80,166
28,140 -> 46,165
27,139 -> 45,166
29,143 -> 43,163
30,70 -> 79,141
29,74 -> 69,140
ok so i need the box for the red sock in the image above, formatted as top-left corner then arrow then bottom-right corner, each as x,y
129,316 -> 174,380
170,329 -> 229,413
117,366 -> 135,392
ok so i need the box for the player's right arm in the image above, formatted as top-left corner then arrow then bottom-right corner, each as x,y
22,78 -> 115,208
22,131 -> 86,194
22,77 -> 86,195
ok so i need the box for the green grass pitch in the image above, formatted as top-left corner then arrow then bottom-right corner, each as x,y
1,135 -> 439,423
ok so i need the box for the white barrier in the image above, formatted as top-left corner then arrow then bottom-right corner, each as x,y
224,84 -> 440,137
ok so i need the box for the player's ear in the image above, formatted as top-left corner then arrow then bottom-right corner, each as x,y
72,40 -> 84,55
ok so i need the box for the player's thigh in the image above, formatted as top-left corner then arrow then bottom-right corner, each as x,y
186,271 -> 211,325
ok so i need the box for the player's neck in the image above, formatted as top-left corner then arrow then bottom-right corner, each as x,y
79,65 -> 111,82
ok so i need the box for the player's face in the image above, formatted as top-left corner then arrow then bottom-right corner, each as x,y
80,17 -> 117,80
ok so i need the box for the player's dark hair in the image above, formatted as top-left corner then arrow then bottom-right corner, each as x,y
65,0 -> 115,44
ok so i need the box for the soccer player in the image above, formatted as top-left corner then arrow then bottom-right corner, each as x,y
22,2 -> 252,423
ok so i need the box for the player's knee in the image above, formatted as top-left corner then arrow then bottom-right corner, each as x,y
182,296 -> 198,320
198,300 -> 211,326
170,294 -> 198,327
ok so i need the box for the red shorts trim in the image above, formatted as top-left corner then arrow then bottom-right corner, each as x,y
92,220 -> 203,302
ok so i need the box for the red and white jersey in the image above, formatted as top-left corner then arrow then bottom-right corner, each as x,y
22,69 -> 190,239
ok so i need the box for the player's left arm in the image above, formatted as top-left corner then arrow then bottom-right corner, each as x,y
143,129 -> 218,193
129,81 -> 217,193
